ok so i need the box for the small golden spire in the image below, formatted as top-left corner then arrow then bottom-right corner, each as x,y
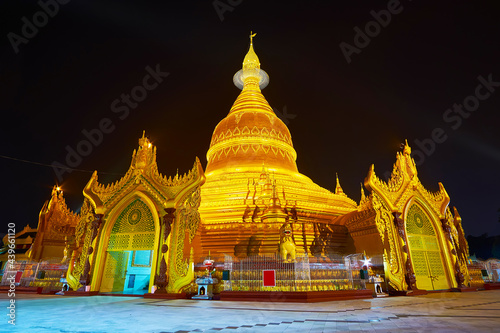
243,31 -> 260,71
360,183 -> 366,202
139,130 -> 150,148
335,173 -> 346,196
453,206 -> 462,222
233,32 -> 269,90
403,139 -> 411,155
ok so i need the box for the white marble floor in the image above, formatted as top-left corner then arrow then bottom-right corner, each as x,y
1,290 -> 499,332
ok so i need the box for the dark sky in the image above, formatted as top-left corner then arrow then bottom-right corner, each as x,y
1,0 -> 499,238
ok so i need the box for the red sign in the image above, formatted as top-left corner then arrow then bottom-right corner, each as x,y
15,271 -> 23,283
262,270 -> 276,287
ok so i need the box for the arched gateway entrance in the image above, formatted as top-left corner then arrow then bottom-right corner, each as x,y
100,198 -> 156,294
406,203 -> 450,291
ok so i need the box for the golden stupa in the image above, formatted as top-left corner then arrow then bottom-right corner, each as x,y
199,33 -> 357,258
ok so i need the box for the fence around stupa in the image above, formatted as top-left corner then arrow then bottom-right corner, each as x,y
223,253 -> 365,292
1,260 -> 68,292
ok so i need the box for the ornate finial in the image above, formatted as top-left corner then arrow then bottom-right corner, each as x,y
139,130 -> 150,148
135,130 -> 154,169
52,185 -> 63,197
243,32 -> 260,71
250,31 -> 256,45
403,139 -> 411,155
269,178 -> 281,207
233,32 -> 269,90
360,183 -> 366,202
453,206 -> 462,222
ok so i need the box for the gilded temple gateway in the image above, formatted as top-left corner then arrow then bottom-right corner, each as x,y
3,34 -> 472,297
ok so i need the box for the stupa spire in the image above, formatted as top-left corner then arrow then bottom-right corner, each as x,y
233,32 -> 269,91
243,31 -> 260,71
335,173 -> 346,196
205,32 -> 298,174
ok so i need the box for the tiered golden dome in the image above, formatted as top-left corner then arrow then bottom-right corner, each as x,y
199,33 -> 357,258
206,32 -> 296,175
206,92 -> 298,174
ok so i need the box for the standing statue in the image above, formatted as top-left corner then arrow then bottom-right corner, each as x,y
279,221 -> 296,262
60,236 -> 71,264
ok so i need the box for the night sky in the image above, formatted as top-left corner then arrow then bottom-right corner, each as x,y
1,0 -> 499,239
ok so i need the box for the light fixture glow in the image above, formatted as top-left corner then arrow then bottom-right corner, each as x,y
362,258 -> 371,267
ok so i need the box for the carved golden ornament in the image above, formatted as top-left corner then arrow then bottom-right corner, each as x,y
365,141 -> 450,217
84,133 -> 203,211
105,199 -> 155,252
182,188 -> 202,243
371,193 -> 406,290
372,195 -> 387,244
451,207 -> 470,284
68,211 -> 94,290
112,199 -> 155,234
164,185 -> 203,293
406,205 -> 434,236
41,187 -> 79,241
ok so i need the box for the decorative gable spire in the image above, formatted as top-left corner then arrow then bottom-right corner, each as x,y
397,139 -> 417,178
360,183 -> 366,202
133,130 -> 155,170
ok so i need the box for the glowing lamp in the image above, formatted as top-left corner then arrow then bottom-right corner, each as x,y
362,258 -> 371,267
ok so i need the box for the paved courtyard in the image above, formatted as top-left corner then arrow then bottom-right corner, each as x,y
1,290 -> 499,332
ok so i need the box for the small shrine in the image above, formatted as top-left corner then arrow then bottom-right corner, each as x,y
192,256 -> 218,300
